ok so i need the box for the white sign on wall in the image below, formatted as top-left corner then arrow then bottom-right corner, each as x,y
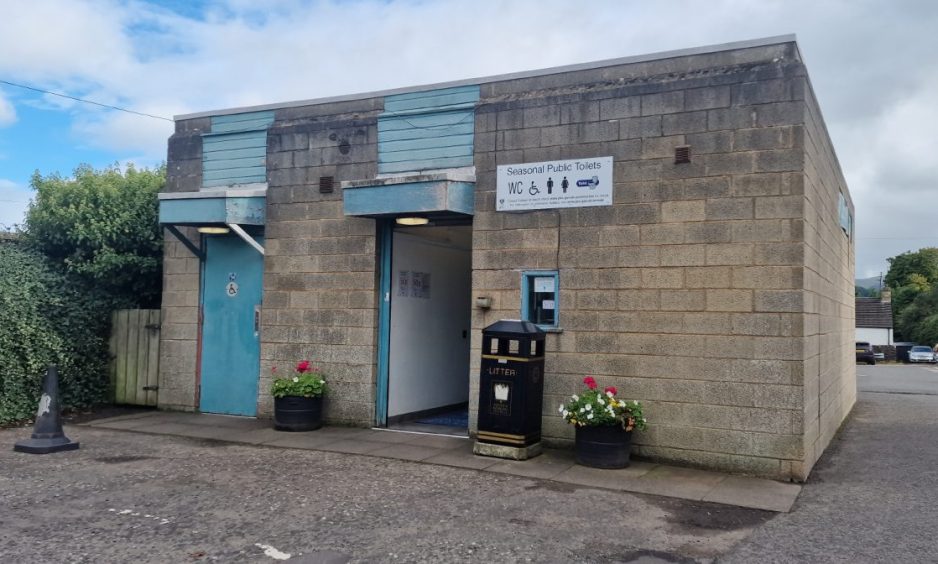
496,156 -> 613,211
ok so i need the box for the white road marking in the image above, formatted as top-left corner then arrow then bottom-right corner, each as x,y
255,543 -> 292,560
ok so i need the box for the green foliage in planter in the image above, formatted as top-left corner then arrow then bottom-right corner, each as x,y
0,241 -> 110,424
270,360 -> 327,398
559,377 -> 647,431
24,164 -> 164,309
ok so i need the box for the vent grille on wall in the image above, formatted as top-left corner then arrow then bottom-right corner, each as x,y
675,146 -> 691,164
319,176 -> 334,194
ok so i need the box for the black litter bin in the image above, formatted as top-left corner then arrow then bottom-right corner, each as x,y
477,320 -> 545,448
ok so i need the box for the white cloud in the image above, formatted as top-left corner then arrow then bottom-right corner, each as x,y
0,90 -> 15,127
0,0 -> 936,275
0,179 -> 31,229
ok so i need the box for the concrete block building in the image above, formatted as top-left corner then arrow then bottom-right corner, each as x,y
157,36 -> 855,481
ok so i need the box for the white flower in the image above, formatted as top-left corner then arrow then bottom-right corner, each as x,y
558,404 -> 565,413
562,410 -> 569,418
597,398 -> 605,406
587,413 -> 594,420
585,404 -> 592,411
571,394 -> 579,401
292,376 -> 299,383
606,391 -> 614,398
579,407 -> 585,413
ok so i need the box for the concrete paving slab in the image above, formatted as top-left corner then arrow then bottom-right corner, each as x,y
316,439 -> 390,455
171,424 -> 245,441
626,465 -> 728,501
86,417 -> 164,430
402,433 -> 471,450
121,421 -> 204,436
422,446 -> 500,471
553,461 -> 657,491
79,411 -> 800,512
486,449 -> 575,480
226,427 -> 286,445
262,432 -> 344,450
702,475 -> 801,512
191,414 -> 269,430
369,444 -> 443,462
359,429 -> 423,444
81,412 -> 160,425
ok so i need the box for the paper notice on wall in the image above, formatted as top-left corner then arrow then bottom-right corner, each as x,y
398,270 -> 411,297
534,277 -> 555,293
411,272 -> 431,299
399,271 -> 431,299
542,299 -> 555,310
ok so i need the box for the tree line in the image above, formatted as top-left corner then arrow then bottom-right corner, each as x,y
882,247 -> 938,345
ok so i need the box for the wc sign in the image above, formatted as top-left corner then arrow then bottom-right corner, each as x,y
496,156 -> 613,211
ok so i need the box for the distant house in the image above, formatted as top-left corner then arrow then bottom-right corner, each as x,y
856,291 -> 893,345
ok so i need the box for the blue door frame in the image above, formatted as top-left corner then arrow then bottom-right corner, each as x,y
375,220 -> 392,427
199,234 -> 264,416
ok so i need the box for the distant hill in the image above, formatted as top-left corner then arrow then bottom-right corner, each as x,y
856,276 -> 884,290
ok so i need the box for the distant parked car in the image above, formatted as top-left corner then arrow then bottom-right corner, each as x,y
874,352 -> 885,361
908,346 -> 936,363
856,341 -> 876,365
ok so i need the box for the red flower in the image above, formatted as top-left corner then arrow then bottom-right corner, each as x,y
296,360 -> 311,373
604,386 -> 617,396
583,376 -> 597,390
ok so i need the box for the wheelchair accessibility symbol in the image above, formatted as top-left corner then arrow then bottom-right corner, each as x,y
226,281 -> 239,297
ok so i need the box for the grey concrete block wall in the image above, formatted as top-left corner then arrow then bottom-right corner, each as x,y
158,117 -> 206,411
799,80 -> 856,479
258,101 -> 381,425
158,225 -> 201,411
470,42 -> 850,481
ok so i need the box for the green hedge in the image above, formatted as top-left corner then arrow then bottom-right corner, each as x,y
0,241 -> 110,424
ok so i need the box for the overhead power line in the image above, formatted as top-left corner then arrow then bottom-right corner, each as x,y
0,79 -> 173,122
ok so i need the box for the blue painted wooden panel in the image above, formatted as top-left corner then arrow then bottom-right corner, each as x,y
200,235 -> 264,416
203,132 -> 268,153
203,156 -> 266,172
203,111 -> 274,188
343,181 -> 474,216
378,86 -> 479,174
378,156 -> 475,175
384,85 -> 480,114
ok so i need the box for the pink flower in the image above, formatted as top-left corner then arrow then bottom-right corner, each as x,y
296,360 -> 311,373
583,376 -> 597,390
604,386 -> 617,396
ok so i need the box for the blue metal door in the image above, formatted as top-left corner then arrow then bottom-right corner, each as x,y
200,234 -> 264,416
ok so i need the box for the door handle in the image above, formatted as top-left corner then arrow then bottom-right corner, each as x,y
254,305 -> 261,336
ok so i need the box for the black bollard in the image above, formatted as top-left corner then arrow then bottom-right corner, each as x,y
14,365 -> 80,454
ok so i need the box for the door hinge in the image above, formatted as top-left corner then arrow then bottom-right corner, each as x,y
145,324 -> 161,331
142,385 -> 159,391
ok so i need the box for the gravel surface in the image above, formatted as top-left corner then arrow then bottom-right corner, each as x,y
1,426 -> 771,563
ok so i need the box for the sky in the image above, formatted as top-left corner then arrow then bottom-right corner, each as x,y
1,0 -> 936,278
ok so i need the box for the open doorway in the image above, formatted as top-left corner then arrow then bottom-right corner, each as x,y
386,224 -> 472,436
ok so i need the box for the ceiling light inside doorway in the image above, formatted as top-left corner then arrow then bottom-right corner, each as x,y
197,226 -> 231,234
395,217 -> 429,226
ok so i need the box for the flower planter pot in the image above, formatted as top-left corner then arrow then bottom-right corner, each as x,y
575,425 -> 632,469
274,396 -> 323,432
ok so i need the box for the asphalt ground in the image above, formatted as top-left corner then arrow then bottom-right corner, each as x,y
3,364 -> 937,563
1,425 -> 771,563
720,363 -> 938,563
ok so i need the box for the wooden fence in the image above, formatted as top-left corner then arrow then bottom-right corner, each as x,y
109,309 -> 160,406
